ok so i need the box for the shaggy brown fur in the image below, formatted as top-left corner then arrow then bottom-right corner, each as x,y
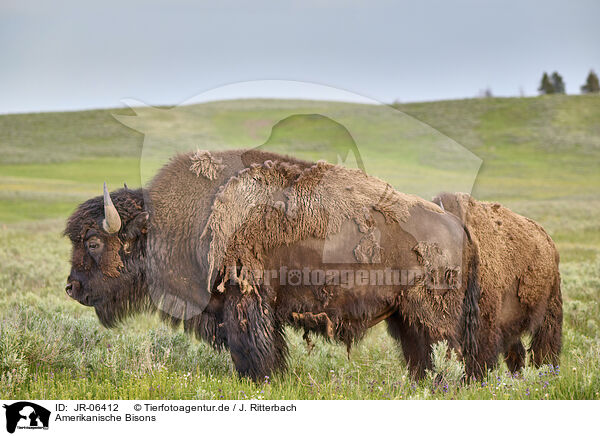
189,149 -> 225,180
144,149 -> 314,321
64,149 -> 484,382
201,160 -> 441,294
432,192 -> 562,372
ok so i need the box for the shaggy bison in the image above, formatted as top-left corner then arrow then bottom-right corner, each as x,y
65,149 -> 484,381
432,192 -> 562,372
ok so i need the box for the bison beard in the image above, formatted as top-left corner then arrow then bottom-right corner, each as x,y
65,150 -> 487,382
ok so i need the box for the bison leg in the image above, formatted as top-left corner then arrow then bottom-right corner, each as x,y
386,312 -> 431,379
302,330 -> 315,355
223,284 -> 288,381
504,340 -> 526,373
531,278 -> 563,367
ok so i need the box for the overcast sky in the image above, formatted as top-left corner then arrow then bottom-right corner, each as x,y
1,0 -> 598,113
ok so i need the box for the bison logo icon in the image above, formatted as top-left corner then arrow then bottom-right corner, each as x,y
2,402 -> 50,434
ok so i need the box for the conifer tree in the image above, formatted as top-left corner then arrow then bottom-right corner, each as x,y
551,72 -> 566,94
538,72 -> 555,94
581,70 -> 600,94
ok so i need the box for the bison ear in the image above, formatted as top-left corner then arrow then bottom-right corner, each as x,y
125,211 -> 149,240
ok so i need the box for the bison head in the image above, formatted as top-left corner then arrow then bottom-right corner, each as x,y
64,183 -> 150,327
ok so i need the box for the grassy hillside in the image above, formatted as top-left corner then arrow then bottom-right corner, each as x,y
1,95 -> 599,399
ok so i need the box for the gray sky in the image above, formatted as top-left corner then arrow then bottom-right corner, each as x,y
1,0 -> 598,113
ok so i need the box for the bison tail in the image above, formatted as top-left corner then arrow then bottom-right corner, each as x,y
462,239 -> 482,378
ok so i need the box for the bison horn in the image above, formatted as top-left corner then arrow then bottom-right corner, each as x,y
102,182 -> 122,234
439,199 -> 445,211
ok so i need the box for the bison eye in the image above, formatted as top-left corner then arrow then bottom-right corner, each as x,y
86,236 -> 103,253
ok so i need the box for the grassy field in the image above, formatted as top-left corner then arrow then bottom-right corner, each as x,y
1,95 -> 599,399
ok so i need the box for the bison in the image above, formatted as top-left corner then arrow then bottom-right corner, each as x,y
65,149 -> 484,381
432,192 -> 562,372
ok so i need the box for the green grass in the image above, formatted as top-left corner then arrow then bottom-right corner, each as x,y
1,95 -> 599,399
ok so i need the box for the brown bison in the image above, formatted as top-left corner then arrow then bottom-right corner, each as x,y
432,192 -> 562,373
65,149 -> 484,381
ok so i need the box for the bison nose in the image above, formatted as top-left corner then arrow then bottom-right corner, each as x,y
65,280 -> 81,298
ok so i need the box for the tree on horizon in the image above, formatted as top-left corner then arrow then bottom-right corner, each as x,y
551,72 -> 566,94
581,70 -> 600,94
538,72 -> 555,94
